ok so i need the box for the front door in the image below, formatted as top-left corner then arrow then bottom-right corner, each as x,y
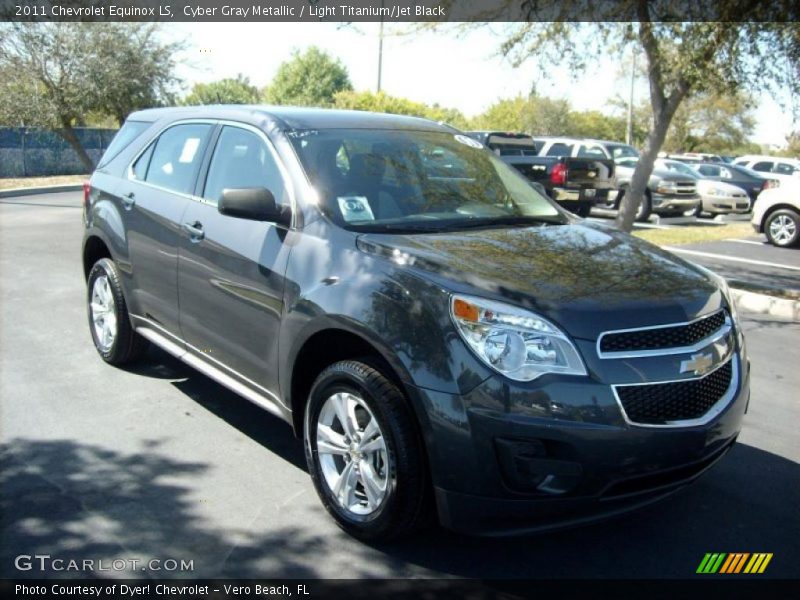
177,125 -> 293,397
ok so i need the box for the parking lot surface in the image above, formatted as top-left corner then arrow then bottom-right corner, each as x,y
1,192 -> 798,579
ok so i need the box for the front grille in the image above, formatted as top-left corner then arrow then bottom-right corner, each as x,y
676,182 -> 696,195
600,310 -> 726,354
616,361 -> 733,425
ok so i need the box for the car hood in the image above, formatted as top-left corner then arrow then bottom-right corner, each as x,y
357,222 -> 723,340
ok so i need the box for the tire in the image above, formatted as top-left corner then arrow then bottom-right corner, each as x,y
694,203 -> 704,218
304,360 -> 429,541
635,192 -> 653,222
764,208 -> 800,248
575,202 -> 591,218
87,258 -> 148,364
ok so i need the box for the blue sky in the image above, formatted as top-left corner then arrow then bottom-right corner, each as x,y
170,22 -> 794,147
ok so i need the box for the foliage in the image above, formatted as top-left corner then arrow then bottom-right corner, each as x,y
663,92 -> 758,155
263,47 -> 352,107
332,90 -> 469,129
0,23 -> 181,169
183,74 -> 260,106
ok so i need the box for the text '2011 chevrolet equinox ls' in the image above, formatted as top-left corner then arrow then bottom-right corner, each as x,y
83,106 -> 749,540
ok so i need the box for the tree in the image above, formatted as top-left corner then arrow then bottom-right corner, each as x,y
332,90 -> 469,128
471,94 -> 575,135
441,3 -> 800,231
264,47 -> 352,107
0,23 -> 181,170
183,75 -> 260,106
663,92 -> 757,155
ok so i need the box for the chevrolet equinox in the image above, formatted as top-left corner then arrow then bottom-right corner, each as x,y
82,106 -> 750,540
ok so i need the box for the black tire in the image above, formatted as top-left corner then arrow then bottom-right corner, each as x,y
764,209 -> 800,248
87,258 -> 148,365
304,360 -> 429,541
575,202 -> 592,218
635,192 -> 653,222
694,203 -> 704,218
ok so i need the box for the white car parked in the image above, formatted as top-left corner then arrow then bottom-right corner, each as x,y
751,185 -> 800,247
733,155 -> 800,185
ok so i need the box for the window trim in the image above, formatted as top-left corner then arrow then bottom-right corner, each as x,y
198,122 -> 295,212
127,119 -> 217,202
126,118 -> 297,229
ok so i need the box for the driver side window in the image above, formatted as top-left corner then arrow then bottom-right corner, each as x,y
202,126 -> 289,207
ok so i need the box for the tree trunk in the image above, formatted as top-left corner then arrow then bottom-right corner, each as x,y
57,123 -> 95,173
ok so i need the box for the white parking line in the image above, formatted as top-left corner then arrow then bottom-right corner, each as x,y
663,247 -> 800,272
724,239 -> 767,246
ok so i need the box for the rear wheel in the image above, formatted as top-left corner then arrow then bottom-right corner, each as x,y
635,192 -> 652,222
87,258 -> 147,364
765,209 -> 800,247
304,360 -> 429,541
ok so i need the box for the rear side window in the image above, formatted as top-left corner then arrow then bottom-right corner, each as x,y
546,142 -> 573,157
98,120 -> 151,168
145,124 -> 213,194
775,162 -> 796,175
751,161 -> 774,173
202,126 -> 288,206
131,144 -> 154,180
698,165 -> 720,176
576,144 -> 606,158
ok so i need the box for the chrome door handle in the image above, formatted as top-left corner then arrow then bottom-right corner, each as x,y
183,221 -> 205,241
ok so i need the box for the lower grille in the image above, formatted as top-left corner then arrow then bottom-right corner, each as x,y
615,360 -> 733,425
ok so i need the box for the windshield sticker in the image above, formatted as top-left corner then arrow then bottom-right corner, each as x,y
454,134 -> 484,149
337,196 -> 375,222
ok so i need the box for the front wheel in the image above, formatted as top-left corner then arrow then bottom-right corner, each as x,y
765,209 -> 800,247
304,360 -> 429,541
87,258 -> 147,364
635,192 -> 653,222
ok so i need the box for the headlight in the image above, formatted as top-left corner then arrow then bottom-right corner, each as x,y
706,187 -> 733,197
450,295 -> 587,381
656,180 -> 678,194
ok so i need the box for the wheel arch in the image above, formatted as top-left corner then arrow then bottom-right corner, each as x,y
83,234 -> 113,280
761,203 -> 800,231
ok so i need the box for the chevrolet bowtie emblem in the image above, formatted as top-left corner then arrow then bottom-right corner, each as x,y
680,352 -> 714,376
587,171 -> 596,178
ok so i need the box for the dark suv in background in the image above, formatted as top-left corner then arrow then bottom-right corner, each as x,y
83,106 -> 749,540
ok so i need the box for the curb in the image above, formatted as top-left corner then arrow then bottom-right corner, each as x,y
0,184 -> 84,198
731,287 -> 800,322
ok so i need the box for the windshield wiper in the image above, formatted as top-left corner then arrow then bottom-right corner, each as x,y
433,216 -> 565,230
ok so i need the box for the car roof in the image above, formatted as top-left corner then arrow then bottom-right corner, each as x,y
534,136 -> 630,146
127,105 -> 456,133
736,155 -> 800,164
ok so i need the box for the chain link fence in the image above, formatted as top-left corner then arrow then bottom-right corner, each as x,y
0,127 -> 118,178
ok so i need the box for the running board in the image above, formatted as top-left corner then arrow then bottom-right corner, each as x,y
136,326 -> 288,422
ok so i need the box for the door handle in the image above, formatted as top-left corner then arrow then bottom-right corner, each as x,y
121,192 -> 135,210
183,221 -> 205,241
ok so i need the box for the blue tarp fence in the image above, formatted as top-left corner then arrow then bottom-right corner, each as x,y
0,127 -> 118,177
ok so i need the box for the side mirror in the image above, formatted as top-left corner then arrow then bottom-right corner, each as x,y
218,187 -> 291,225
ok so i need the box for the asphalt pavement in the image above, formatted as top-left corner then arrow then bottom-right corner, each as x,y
1,192 -> 798,580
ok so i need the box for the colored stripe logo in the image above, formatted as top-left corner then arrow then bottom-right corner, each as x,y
697,553 -> 773,574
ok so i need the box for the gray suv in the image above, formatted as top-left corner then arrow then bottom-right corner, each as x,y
83,106 -> 749,540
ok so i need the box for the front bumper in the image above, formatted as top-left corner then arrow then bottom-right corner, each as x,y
651,193 -> 700,213
408,351 -> 749,536
702,196 -> 751,214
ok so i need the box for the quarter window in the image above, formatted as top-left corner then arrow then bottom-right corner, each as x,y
545,142 -> 573,157
203,126 -> 288,206
131,144 -> 154,180
144,124 -> 213,194
751,161 -> 774,173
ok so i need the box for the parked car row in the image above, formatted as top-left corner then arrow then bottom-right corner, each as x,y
469,132 -> 799,247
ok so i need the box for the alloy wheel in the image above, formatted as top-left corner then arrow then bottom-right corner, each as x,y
769,214 -> 797,245
90,274 -> 117,352
315,391 -> 390,516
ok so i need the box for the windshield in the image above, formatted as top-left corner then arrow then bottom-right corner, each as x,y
658,160 -> 701,179
289,129 -> 564,232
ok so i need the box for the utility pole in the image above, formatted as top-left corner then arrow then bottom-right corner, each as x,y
626,49 -> 636,145
377,0 -> 384,92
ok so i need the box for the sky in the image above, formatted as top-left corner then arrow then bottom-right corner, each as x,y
169,22 -> 794,148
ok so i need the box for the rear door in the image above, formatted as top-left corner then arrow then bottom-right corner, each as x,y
177,123 -> 294,397
117,122 -> 214,338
